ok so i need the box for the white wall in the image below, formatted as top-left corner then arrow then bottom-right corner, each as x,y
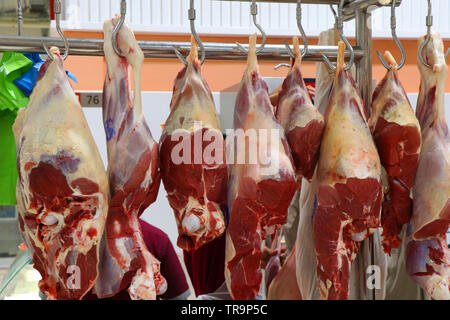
62,0 -> 450,39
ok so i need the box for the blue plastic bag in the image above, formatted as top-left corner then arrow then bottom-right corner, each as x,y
13,53 -> 78,97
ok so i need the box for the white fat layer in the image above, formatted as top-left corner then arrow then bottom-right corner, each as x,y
318,70 -> 381,184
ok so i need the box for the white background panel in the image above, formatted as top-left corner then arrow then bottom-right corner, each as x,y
61,0 -> 450,39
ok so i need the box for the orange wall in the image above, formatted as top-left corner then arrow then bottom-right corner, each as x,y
64,31 -> 450,93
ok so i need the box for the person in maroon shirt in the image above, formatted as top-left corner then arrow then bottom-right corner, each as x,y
136,220 -> 191,300
77,219 -> 191,300
183,232 -> 226,297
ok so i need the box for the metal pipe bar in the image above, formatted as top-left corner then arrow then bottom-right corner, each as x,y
0,35 -> 364,62
354,11 -> 374,299
355,9 -> 372,115
343,0 -> 402,13
343,0 -> 401,21
355,8 -> 375,301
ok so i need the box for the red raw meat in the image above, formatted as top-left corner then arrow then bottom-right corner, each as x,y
295,29 -> 337,301
13,48 -> 109,300
94,16 -> 166,300
276,37 -> 324,180
369,51 -> 422,254
267,244 -> 302,300
314,42 -> 383,300
406,31 -> 450,300
160,37 -> 228,251
225,34 -> 298,300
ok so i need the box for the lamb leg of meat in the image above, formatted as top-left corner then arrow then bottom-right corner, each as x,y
276,37 -> 324,180
159,37 -> 228,251
314,42 -> 383,300
369,51 -> 422,254
94,16 -> 166,300
295,29 -> 337,301
406,31 -> 450,300
13,48 -> 109,300
225,34 -> 298,300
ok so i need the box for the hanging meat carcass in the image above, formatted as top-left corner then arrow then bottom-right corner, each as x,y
313,42 -> 383,300
369,51 -> 422,254
160,37 -> 228,251
276,37 -> 325,180
405,31 -> 450,300
94,16 -> 166,300
295,28 -> 337,301
225,34 -> 298,300
13,48 -> 109,300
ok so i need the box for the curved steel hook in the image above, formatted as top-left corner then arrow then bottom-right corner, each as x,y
274,63 -> 291,70
321,1 -> 354,72
284,40 -> 295,59
189,0 -> 206,65
376,0 -> 405,70
173,0 -> 206,66
111,0 -> 127,57
43,0 -> 69,60
296,0 -> 308,58
173,47 -> 188,66
418,0 -> 433,69
285,0 -> 308,59
235,1 -> 267,55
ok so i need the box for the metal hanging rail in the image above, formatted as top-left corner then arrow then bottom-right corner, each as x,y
0,0 -> 398,62
0,35 -> 363,62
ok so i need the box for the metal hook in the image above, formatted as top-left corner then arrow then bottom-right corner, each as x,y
446,48 -> 450,60
418,0 -> 433,69
235,1 -> 267,54
284,40 -> 295,59
376,0 -> 405,70
329,4 -> 338,25
297,0 -> 308,58
17,0 -> 23,37
111,0 -> 127,57
274,63 -> 291,70
321,0 -> 354,72
285,0 -> 308,59
43,0 -> 69,60
173,47 -> 188,66
173,0 -> 206,66
189,0 -> 206,65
